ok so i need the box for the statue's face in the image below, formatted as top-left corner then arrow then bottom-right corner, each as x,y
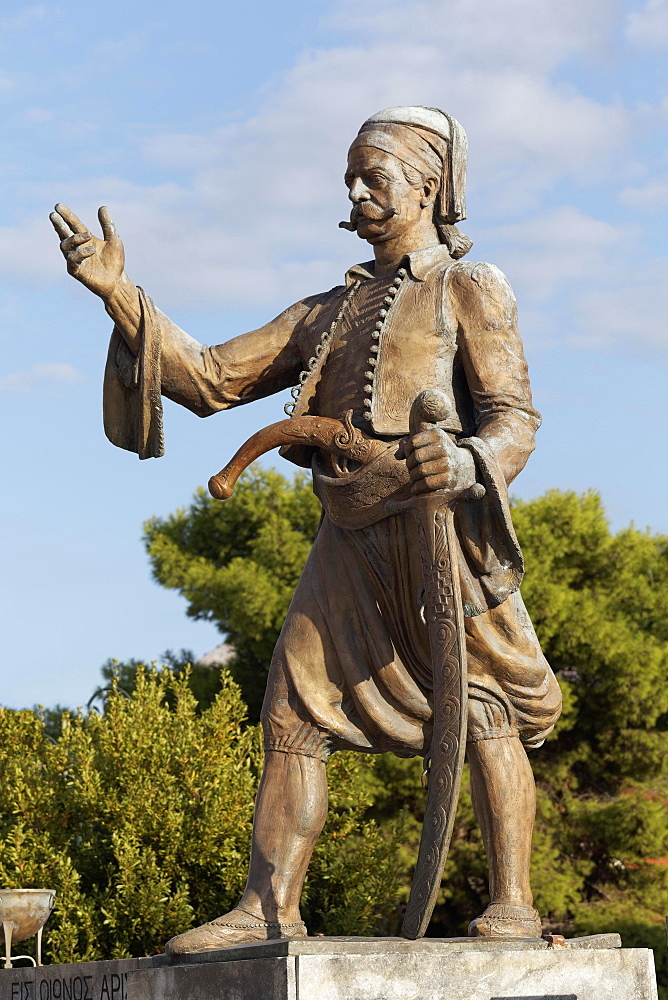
344,141 -> 433,244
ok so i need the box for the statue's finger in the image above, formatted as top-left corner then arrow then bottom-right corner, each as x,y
414,443 -> 446,465
67,244 -> 96,267
417,459 -> 450,480
55,203 -> 87,234
98,206 -> 117,241
413,474 -> 448,495
49,211 -> 73,240
411,429 -> 440,448
61,231 -> 92,252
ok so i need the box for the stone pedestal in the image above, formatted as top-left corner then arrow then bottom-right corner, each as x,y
0,936 -> 657,1000
128,935 -> 659,1000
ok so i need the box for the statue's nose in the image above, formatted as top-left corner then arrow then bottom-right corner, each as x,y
348,177 -> 369,203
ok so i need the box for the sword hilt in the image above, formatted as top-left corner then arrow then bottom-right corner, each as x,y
407,389 -> 485,502
409,389 -> 452,435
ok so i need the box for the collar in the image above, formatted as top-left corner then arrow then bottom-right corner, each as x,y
344,243 -> 454,286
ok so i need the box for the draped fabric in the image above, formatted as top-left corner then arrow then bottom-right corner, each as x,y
262,514 -> 562,761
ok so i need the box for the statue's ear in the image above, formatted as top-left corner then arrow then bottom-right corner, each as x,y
420,175 -> 439,208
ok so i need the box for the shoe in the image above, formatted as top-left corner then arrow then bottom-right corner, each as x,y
165,907 -> 308,959
468,902 -> 542,938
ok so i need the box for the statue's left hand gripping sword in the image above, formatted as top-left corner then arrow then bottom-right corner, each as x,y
208,390 -> 483,941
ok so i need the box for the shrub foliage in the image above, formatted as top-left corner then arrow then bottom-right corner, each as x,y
0,669 -> 401,962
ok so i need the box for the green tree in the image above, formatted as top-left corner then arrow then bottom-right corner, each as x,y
145,467 -> 321,721
95,648 -> 224,713
514,490 -> 668,989
0,668 -> 402,962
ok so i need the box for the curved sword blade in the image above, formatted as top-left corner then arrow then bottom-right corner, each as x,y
400,493 -> 468,940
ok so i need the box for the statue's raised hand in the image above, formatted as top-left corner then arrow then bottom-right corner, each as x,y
50,204 -> 124,300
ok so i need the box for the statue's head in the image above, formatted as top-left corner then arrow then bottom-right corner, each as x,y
342,106 -> 472,259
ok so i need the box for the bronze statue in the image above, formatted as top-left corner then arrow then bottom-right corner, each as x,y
50,106 -> 562,954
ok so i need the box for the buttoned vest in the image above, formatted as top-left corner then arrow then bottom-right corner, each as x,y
289,258 -> 475,444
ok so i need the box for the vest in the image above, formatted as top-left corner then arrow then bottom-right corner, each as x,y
281,251 -> 475,468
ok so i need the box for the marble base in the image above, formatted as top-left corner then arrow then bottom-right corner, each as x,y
129,935 -> 658,1000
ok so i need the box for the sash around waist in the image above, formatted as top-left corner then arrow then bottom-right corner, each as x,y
311,435 -> 525,618
312,444 -> 412,529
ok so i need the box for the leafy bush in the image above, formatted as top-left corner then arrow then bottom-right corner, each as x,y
0,669 -> 402,962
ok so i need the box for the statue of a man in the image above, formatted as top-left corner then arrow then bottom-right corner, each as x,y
51,106 -> 562,954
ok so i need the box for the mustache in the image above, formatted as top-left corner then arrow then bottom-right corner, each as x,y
339,203 -> 399,231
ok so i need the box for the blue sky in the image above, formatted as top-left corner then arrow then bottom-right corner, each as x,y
1,0 -> 667,710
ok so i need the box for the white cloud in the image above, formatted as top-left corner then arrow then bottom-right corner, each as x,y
626,0 -> 668,49
0,71 -> 16,93
484,207 -> 624,301
0,0 -> 662,365
0,362 -> 86,393
93,0 -> 628,306
475,205 -> 668,358
0,6 -> 49,33
327,0 -> 614,72
574,261 -> 668,353
0,216 -> 67,284
620,178 -> 668,209
15,107 -> 55,126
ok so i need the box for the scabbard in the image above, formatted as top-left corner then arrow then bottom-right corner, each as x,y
399,490 -> 469,940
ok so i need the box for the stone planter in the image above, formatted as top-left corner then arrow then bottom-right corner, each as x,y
0,889 -> 56,969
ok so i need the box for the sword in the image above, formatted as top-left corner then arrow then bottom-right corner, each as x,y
389,389 -> 484,940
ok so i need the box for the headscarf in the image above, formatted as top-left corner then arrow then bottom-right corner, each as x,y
351,106 -> 472,257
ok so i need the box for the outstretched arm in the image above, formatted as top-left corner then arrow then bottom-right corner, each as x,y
49,204 -> 143,353
50,203 -> 314,458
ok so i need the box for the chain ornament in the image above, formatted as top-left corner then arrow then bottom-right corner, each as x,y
362,266 -> 408,421
284,265 -> 410,419
284,280 -> 361,416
